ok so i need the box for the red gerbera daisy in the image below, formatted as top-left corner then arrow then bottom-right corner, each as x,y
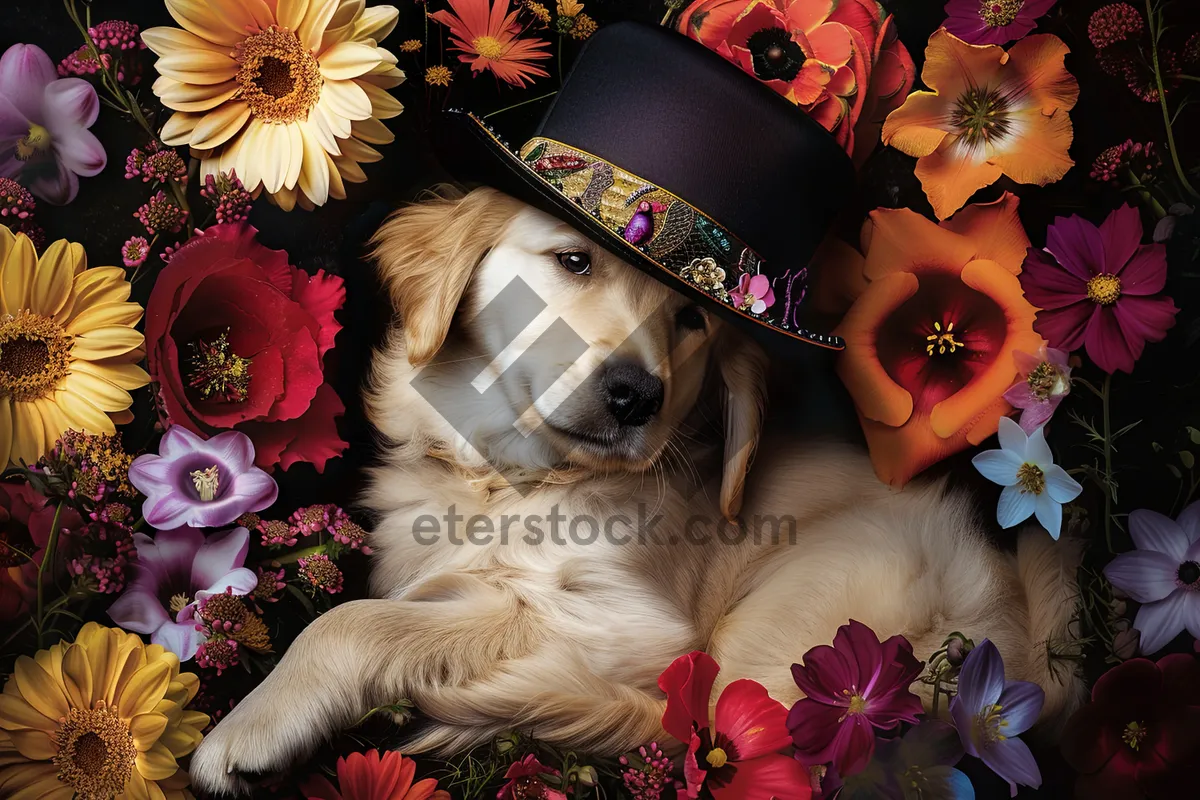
431,0 -> 552,87
300,749 -> 449,800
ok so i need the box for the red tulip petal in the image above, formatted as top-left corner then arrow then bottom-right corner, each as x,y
713,680 -> 791,760
658,651 -> 720,743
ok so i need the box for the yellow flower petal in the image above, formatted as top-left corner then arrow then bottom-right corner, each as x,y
59,644 -> 93,711
68,267 -> 131,313
0,233 -> 37,316
130,713 -> 170,752
64,371 -> 134,413
159,725 -> 204,758
6,765 -> 72,800
70,326 -> 145,360
320,78 -> 372,121
57,392 -> 116,436
160,112 -> 203,147
0,395 -> 12,468
31,397 -> 71,453
298,129 -> 332,205
188,100 -> 253,150
136,742 -> 181,781
351,116 -> 393,145
153,76 -> 241,113
8,403 -> 46,468
30,240 -> 75,319
71,359 -> 150,392
320,41 -> 382,79
0,694 -> 55,733
355,4 -> 399,42
4,728 -> 56,761
117,660 -> 171,720
164,0 -> 251,46
258,123 -> 294,194
153,51 -> 240,86
142,26 -> 235,58
277,0 -> 311,29
298,0 -> 341,50
65,301 -> 144,335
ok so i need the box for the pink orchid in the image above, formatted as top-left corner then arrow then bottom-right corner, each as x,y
0,44 -> 105,204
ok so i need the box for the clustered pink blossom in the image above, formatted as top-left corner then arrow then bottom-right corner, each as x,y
1090,139 -> 1160,184
258,519 -> 298,548
57,46 -> 111,78
197,588 -> 247,634
89,20 -> 142,51
249,564 -> 287,612
58,20 -> 145,83
331,516 -> 372,553
0,177 -> 35,220
619,742 -> 679,800
1087,3 -> 1144,49
66,511 -> 137,594
201,170 -> 253,224
134,190 -> 187,235
122,235 -> 149,267
298,553 -> 344,595
289,503 -> 342,536
126,141 -> 187,184
196,637 -> 240,674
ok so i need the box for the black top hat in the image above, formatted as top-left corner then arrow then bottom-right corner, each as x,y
436,21 -> 856,350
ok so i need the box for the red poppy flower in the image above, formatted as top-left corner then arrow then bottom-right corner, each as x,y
300,749 -> 449,800
1060,654 -> 1200,799
825,194 -> 1043,486
1019,204 -> 1178,374
145,223 -> 348,472
659,651 -> 811,799
677,0 -> 914,164
787,620 -> 925,777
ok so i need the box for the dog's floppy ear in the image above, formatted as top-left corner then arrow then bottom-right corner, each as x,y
370,186 -> 522,366
715,331 -> 768,521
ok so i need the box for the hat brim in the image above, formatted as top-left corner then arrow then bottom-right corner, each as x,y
434,110 -> 843,351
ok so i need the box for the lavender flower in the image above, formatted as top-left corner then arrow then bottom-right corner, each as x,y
0,44 -> 106,204
128,426 -> 277,530
949,640 -> 1044,797
1104,502 -> 1200,654
107,526 -> 257,660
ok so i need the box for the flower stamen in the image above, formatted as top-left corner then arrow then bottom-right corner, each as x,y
1027,361 -> 1068,401
1086,273 -> 1122,305
926,321 -> 964,356
705,747 -> 728,768
15,123 -> 51,162
979,0 -> 1025,27
1121,720 -> 1147,750
1017,462 -> 1045,494
187,330 -> 251,403
52,702 -> 137,799
0,310 -> 73,402
950,86 -> 1013,147
973,703 -> 1008,747
190,465 -> 220,501
472,35 -> 506,60
234,26 -> 323,124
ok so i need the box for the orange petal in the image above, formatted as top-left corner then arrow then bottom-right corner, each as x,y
919,28 -> 1007,96
990,105 -> 1075,187
1007,34 -> 1080,114
834,271 -> 918,428
881,91 -> 951,157
786,0 -> 836,34
862,206 -> 975,280
914,136 -> 1005,220
928,259 -> 1041,439
808,234 -> 868,316
858,410 -> 971,488
807,22 -> 854,67
939,192 -> 1030,275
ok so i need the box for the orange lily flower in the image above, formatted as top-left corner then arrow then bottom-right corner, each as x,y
881,29 -> 1079,219
828,194 -> 1044,486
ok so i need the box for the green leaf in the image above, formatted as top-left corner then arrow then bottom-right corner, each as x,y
522,141 -> 547,163
1168,464 -> 1182,479
1112,420 -> 1142,440
1187,426 -> 1200,445
1181,451 -> 1195,469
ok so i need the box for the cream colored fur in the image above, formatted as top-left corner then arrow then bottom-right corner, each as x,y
190,188 -> 1084,795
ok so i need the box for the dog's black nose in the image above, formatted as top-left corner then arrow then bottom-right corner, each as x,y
602,361 -> 663,427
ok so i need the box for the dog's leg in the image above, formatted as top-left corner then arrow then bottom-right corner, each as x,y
189,575 -> 527,796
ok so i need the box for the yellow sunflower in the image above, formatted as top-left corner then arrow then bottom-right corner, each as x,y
0,227 -> 149,467
0,622 -> 209,799
144,0 -> 406,211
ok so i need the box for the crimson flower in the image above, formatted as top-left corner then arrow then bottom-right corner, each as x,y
1019,205 -> 1178,374
659,651 -> 811,799
943,0 -> 1057,45
145,223 -> 348,472
497,754 -> 567,800
787,620 -> 924,776
301,749 -> 449,800
1061,654 -> 1200,799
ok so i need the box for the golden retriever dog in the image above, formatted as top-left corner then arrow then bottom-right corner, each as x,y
190,186 -> 1083,795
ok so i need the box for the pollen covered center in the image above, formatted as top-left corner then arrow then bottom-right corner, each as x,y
235,26 -> 323,124
950,86 -> 1013,147
979,0 -> 1024,27
0,310 -> 73,402
1017,462 -> 1046,494
52,703 -> 137,799
926,321 -> 964,356
1087,273 -> 1122,305
472,35 -> 506,60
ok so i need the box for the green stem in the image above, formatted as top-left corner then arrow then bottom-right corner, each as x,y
483,91 -> 559,119
1147,0 -> 1199,199
1122,169 -> 1168,218
35,503 -> 63,648
1171,74 -> 1200,83
1102,373 -> 1115,553
274,544 -> 328,565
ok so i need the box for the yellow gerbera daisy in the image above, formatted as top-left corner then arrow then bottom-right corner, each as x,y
144,0 -> 406,211
0,227 -> 149,467
0,622 -> 209,799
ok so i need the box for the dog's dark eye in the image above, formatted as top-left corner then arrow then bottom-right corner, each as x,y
556,251 -> 591,275
676,305 -> 707,331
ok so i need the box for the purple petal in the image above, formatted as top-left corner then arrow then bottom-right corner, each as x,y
52,128 -> 106,177
1016,402 -> 1055,435
0,44 -> 57,122
1128,509 -> 1188,560
195,566 -> 258,602
160,424 -> 205,458
190,526 -> 250,589
206,430 -> 257,472
27,158 -> 78,205
1104,550 -> 1181,602
1033,302 -> 1094,352
152,620 -> 205,661
1020,250 -> 1089,310
792,645 -> 856,703
1176,502 -> 1200,545
1002,383 -> 1036,410
1101,205 -> 1142,277
1045,215 -> 1104,281
1118,245 -> 1168,296
1084,305 -> 1135,375
1111,295 -> 1178,355
980,736 -> 1041,795
41,77 -> 99,132
231,468 -> 279,512
0,93 -> 30,142
996,681 -> 1044,736
107,587 -> 169,635
142,490 -> 203,531
1134,592 -> 1192,655
135,527 -> 204,579
128,453 -> 172,491
948,695 -> 978,757
957,639 -> 1005,712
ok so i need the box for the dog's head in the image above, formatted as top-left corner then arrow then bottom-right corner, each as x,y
370,186 -> 767,516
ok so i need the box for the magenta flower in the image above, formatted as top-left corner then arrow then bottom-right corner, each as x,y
1019,205 -> 1178,374
107,526 -> 257,660
122,235 -> 149,267
1002,346 -> 1072,434
943,0 -> 1057,45
128,425 -> 278,530
1104,502 -> 1200,655
949,639 -> 1044,796
0,44 -> 105,204
787,620 -> 925,776
498,754 -> 567,800
730,273 -> 775,315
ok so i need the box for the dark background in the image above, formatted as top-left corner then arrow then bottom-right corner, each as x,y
5,0 -> 1199,798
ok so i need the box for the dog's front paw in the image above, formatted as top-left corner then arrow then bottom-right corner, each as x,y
189,702 -> 312,797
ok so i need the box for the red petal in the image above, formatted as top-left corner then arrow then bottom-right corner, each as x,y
290,269 -> 346,358
712,754 -> 812,800
239,383 -> 347,472
712,680 -> 791,760
659,651 -> 720,743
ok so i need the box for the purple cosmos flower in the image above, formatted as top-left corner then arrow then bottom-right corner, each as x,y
1104,502 -> 1200,655
129,426 -> 278,530
0,44 -> 105,205
943,0 -> 1057,45
107,525 -> 257,660
788,620 -> 925,777
730,273 -> 775,315
1002,346 -> 1072,434
950,639 -> 1044,797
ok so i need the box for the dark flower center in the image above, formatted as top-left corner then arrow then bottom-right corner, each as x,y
979,0 -> 1024,27
1122,720 -> 1148,750
510,776 -> 548,800
950,86 -> 1014,148
0,520 -> 33,568
1179,560 -> 1200,586
746,27 -> 805,82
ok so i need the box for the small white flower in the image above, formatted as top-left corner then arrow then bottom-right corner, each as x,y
972,417 -> 1082,539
